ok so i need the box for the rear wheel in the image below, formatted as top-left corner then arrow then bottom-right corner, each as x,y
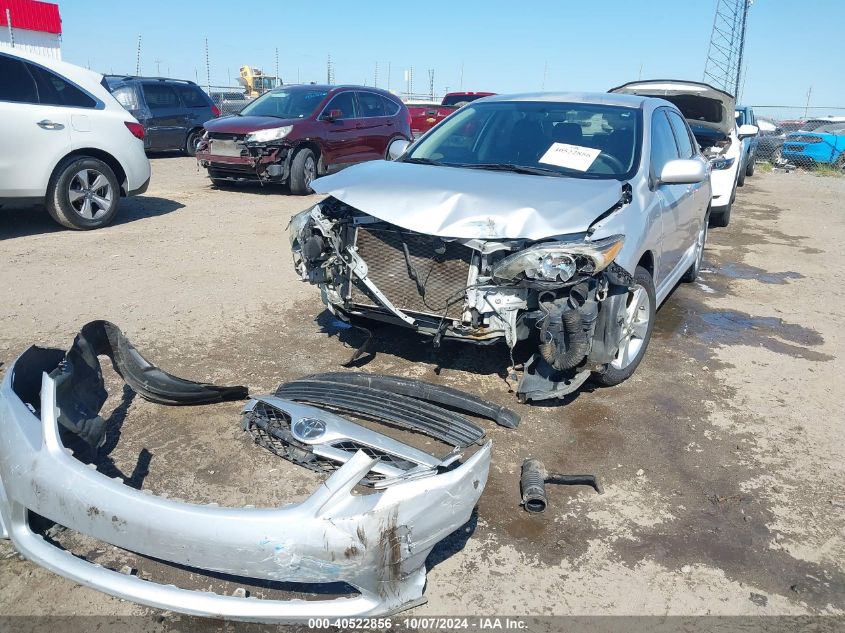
46,156 -> 120,230
185,129 -> 203,157
289,147 -> 317,195
835,152 -> 845,171
746,155 -> 755,176
593,265 -> 656,387
772,146 -> 784,166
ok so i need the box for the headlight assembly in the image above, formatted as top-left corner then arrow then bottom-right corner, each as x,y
710,156 -> 736,170
245,125 -> 293,144
492,235 -> 625,284
288,206 -> 316,246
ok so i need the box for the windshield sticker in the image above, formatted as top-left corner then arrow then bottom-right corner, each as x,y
539,143 -> 601,172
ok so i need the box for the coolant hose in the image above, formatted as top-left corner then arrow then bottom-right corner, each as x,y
539,308 -> 589,371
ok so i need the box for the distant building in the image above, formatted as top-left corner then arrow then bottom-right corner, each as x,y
0,0 -> 62,60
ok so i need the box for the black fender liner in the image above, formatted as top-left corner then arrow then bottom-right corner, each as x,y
51,320 -> 248,446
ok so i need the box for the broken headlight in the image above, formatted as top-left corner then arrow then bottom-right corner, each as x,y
492,235 -> 624,283
246,125 -> 293,144
288,206 -> 316,246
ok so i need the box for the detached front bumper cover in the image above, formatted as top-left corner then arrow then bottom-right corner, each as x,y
0,323 -> 491,622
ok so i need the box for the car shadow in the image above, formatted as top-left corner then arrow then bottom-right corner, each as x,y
0,196 -> 185,239
208,180 -> 295,196
315,310 -> 519,380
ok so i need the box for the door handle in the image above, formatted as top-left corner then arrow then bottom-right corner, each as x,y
37,119 -> 64,130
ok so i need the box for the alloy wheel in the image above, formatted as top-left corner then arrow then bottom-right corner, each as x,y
303,156 -> 316,188
611,284 -> 651,370
68,169 -> 112,220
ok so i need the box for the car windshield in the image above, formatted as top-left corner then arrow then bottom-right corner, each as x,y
404,101 -> 641,179
239,88 -> 328,118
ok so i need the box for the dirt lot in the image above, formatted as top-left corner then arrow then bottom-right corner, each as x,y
0,157 -> 843,619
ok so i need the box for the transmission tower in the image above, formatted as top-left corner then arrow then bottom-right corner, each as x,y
703,0 -> 751,97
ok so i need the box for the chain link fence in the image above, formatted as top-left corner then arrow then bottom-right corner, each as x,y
203,85 -> 252,116
750,106 -> 845,172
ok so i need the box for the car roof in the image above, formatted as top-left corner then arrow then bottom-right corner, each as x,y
482,91 -> 650,108
104,74 -> 199,86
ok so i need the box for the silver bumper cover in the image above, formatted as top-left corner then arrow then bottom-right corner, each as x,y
0,360 -> 491,622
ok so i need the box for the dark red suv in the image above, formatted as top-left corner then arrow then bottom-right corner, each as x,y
196,85 -> 411,194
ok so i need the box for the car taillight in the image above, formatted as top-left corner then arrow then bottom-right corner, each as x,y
211,104 -> 221,117
124,121 -> 145,140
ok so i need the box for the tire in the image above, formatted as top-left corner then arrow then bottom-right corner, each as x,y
593,265 -> 656,387
710,203 -> 731,228
772,146 -> 784,166
835,152 -> 845,171
289,147 -> 317,195
185,129 -> 203,157
745,155 -> 755,177
682,209 -> 709,283
737,164 -> 746,187
46,156 -> 120,230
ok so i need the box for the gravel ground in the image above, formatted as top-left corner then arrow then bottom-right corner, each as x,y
0,158 -> 843,620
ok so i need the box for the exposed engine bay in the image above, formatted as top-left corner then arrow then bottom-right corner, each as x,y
290,197 -> 638,402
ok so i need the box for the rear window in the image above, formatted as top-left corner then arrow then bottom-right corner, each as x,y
28,63 -> 97,108
142,83 -> 179,109
358,91 -> 385,117
176,85 -> 209,108
382,96 -> 401,116
0,54 -> 37,103
442,94 -> 488,107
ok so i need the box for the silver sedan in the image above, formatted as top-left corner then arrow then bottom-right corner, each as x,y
291,92 -> 712,401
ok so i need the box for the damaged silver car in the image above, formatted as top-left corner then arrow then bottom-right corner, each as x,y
291,93 -> 712,401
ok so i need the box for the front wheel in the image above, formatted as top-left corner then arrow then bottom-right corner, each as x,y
289,147 -> 317,195
710,203 -> 731,228
46,156 -> 120,230
746,156 -> 755,177
593,265 -> 656,387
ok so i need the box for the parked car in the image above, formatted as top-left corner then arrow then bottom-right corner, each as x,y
407,91 -> 496,137
734,105 -> 758,183
289,92 -> 711,401
196,85 -> 412,195
0,49 -> 151,230
103,75 -> 220,156
759,118 -> 845,165
610,80 -> 757,228
782,122 -> 845,169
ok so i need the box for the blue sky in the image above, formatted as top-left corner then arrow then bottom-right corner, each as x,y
60,0 -> 843,115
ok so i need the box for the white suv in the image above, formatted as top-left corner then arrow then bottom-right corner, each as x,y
0,49 -> 151,229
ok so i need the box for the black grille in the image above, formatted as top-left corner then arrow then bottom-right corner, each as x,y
331,441 -> 416,470
350,226 -> 471,318
208,132 -> 247,141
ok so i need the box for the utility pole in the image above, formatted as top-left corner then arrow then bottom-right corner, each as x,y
459,62 -> 464,91
374,61 -> 379,88
154,59 -> 163,75
204,38 -> 210,93
5,9 -> 14,48
387,62 -> 391,91
541,60 -> 547,90
275,47 -> 279,84
135,35 -> 141,75
804,86 -> 812,118
428,69 -> 435,100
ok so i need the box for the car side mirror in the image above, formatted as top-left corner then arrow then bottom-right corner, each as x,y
738,124 -> 759,139
387,138 -> 410,160
659,158 -> 707,185
320,109 -> 343,122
